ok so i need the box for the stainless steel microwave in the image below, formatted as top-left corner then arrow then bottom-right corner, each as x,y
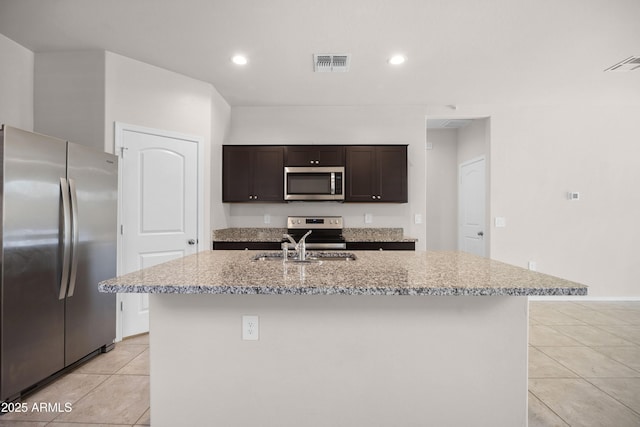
284,166 -> 345,201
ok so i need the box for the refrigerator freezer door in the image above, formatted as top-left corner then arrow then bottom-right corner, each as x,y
1,126 -> 67,401
64,142 -> 117,365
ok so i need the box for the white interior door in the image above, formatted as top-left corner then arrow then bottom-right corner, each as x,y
118,125 -> 199,338
459,157 -> 486,256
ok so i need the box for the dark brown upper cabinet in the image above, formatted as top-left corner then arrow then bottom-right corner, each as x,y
345,145 -> 408,203
285,145 -> 344,166
222,145 -> 284,202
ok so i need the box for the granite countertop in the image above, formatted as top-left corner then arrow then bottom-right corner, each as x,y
211,227 -> 418,243
99,250 -> 587,296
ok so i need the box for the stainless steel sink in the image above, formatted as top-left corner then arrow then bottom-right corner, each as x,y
251,252 -> 357,263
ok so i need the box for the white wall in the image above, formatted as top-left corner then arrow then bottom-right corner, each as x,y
0,33 -> 33,130
226,106 -> 428,247
425,129 -> 458,250
210,88 -> 232,231
489,105 -> 640,298
34,51 -> 105,149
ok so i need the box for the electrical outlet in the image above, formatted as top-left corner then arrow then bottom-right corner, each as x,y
414,214 -> 422,224
263,214 -> 271,224
242,315 -> 259,341
364,213 -> 373,224
528,261 -> 537,271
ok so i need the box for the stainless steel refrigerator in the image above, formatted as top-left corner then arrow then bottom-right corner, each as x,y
0,125 -> 117,402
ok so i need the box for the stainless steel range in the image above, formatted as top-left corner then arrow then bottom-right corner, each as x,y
285,216 -> 346,250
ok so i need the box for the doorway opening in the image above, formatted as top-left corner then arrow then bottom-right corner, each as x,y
425,117 -> 490,257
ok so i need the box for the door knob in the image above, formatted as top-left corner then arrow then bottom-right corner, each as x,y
188,239 -> 196,245
477,231 -> 484,237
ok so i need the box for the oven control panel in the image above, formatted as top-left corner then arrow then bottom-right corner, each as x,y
287,216 -> 343,229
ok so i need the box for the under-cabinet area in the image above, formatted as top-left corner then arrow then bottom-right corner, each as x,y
222,144 -> 407,203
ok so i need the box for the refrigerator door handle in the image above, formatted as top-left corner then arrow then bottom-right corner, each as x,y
59,178 -> 72,300
67,178 -> 80,297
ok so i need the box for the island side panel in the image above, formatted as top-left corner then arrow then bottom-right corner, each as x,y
150,294 -> 528,427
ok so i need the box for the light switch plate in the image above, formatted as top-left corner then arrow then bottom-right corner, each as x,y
495,217 -> 506,228
414,214 -> 422,224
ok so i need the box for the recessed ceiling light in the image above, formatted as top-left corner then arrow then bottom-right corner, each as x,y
388,55 -> 406,65
231,55 -> 248,65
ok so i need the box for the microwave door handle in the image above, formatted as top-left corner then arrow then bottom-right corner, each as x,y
332,172 -> 336,195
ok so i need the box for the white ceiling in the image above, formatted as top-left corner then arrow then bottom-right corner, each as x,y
1,0 -> 638,107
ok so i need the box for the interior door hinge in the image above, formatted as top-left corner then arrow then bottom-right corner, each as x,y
120,224 -> 124,235
120,301 -> 124,311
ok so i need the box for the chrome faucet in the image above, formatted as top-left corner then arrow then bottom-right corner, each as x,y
297,230 -> 312,261
282,230 -> 312,261
282,234 -> 296,261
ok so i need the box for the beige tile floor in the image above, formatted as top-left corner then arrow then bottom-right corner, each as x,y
1,301 -> 639,426
529,301 -> 640,427
0,333 -> 150,426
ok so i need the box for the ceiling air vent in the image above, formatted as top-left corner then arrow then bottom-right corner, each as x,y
605,56 -> 640,72
314,53 -> 351,72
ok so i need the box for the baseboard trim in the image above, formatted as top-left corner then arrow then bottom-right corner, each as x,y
529,296 -> 640,301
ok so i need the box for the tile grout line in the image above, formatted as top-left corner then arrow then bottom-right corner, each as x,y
528,388 -> 572,427
587,345 -> 640,376
531,344 -> 587,379
45,372 -> 113,425
580,376 -> 640,420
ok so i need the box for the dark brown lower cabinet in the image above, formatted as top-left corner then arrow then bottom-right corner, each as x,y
212,242 -> 282,250
346,242 -> 415,251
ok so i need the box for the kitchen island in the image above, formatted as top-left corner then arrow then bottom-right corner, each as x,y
99,251 -> 587,427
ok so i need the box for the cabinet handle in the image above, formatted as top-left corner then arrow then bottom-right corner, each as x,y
309,160 -> 314,164
371,195 -> 376,199
377,195 -> 381,199
254,195 -> 258,199
315,160 -> 320,164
